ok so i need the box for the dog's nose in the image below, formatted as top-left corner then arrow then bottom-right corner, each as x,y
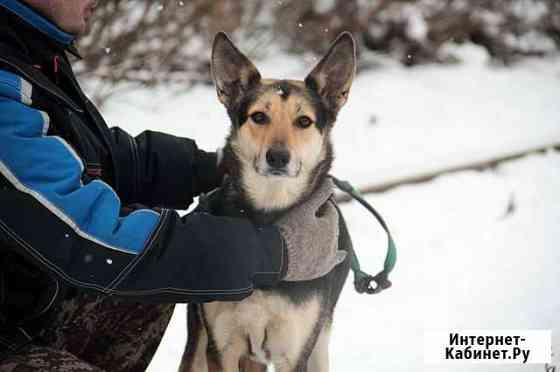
266,148 -> 290,169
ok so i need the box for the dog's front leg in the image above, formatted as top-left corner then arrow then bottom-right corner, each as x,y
273,360 -> 309,372
239,356 -> 267,372
307,323 -> 331,372
216,340 -> 247,372
179,304 -> 209,372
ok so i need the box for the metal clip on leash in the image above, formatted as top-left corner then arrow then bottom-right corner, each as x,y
331,176 -> 397,295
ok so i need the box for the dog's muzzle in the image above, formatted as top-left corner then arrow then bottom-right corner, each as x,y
255,148 -> 301,177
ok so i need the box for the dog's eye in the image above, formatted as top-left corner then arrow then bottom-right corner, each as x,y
250,112 -> 269,125
295,116 -> 313,129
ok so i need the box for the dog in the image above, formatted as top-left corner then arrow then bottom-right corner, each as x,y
179,31 -> 356,372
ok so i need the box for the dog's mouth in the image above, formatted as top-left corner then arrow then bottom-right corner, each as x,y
267,169 -> 289,176
253,159 -> 302,178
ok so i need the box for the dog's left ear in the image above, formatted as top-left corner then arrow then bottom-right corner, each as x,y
305,32 -> 356,112
211,32 -> 261,108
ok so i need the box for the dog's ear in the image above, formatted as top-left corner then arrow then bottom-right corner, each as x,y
305,32 -> 356,112
211,32 -> 261,108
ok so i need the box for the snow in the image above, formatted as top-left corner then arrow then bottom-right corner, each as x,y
329,151 -> 560,371
98,45 -> 560,371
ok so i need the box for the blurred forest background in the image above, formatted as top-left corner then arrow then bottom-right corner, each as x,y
75,0 -> 560,103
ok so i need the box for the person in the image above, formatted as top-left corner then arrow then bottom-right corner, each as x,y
0,0 -> 346,370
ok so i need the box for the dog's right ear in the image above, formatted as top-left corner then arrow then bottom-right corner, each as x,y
211,32 -> 261,108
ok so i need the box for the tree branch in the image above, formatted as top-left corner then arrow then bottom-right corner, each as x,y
335,143 -> 560,203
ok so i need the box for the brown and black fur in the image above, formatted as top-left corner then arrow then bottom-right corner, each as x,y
179,32 -> 356,372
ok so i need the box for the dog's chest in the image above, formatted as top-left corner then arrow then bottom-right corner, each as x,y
203,290 -> 321,364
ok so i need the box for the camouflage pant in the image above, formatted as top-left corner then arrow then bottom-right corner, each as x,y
0,293 -> 175,372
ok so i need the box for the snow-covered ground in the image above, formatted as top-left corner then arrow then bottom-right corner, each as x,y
331,151 -> 560,371
99,45 -> 560,371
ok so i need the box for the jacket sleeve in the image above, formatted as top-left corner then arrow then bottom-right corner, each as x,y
110,126 -> 221,209
0,71 -> 285,303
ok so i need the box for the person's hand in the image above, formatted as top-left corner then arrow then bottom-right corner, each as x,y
275,178 -> 347,281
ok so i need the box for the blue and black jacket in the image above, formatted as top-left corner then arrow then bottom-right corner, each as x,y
0,0 -> 285,351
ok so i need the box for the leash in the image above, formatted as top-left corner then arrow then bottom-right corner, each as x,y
331,176 -> 397,295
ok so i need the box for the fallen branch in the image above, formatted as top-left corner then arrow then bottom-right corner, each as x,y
336,142 -> 560,203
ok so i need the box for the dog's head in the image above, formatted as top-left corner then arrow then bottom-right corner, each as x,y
212,32 -> 356,212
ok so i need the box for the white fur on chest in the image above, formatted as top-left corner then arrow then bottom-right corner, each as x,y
203,290 -> 320,365
242,169 -> 309,212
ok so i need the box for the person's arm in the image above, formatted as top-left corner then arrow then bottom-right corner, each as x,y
110,127 -> 222,209
0,71 -> 283,303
